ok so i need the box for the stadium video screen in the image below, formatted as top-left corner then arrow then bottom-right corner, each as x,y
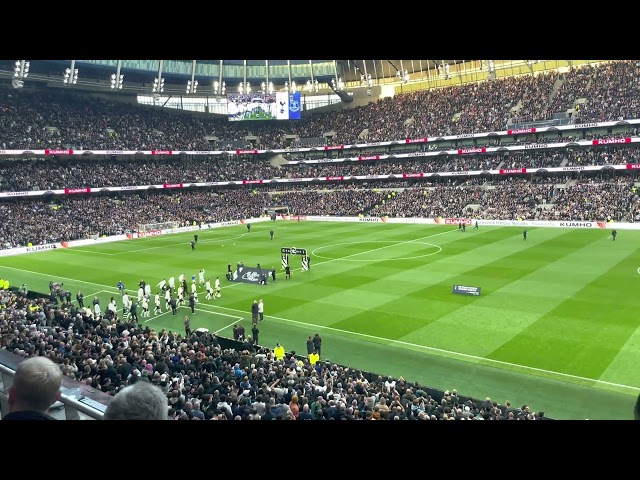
227,91 -> 301,121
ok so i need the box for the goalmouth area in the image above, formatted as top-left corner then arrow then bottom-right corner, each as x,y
1,215 -> 639,419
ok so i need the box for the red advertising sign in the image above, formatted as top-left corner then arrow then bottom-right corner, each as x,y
507,128 -> 536,135
499,169 -> 527,174
242,180 -> 263,184
325,176 -> 344,181
137,230 -> 162,238
163,183 -> 183,189
402,173 -> 423,178
405,138 -> 428,143
592,138 -> 631,145
151,150 -> 173,155
324,145 -> 345,150
443,218 -> 473,225
457,148 -> 487,154
358,155 -> 380,160
45,149 -> 73,155
236,149 -> 259,154
64,188 -> 90,194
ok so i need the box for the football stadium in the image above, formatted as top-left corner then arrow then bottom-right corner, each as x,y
1,59 -> 640,421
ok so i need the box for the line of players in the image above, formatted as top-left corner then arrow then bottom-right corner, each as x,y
116,270 -> 222,319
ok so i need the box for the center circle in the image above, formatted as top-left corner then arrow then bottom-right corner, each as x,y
311,240 -> 442,262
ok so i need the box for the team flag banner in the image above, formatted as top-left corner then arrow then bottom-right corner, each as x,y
232,265 -> 268,285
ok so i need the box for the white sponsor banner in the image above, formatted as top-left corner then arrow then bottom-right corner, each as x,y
475,219 -> 605,228
0,242 -> 59,257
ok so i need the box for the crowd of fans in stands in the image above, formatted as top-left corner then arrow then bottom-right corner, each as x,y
3,60 -> 640,420
0,289 -> 547,420
1,61 -> 639,153
2,145 -> 640,192
0,172 -> 637,248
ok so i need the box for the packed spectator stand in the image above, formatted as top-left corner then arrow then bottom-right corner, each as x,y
3,59 -> 640,419
1,61 -> 639,152
0,288 -> 547,420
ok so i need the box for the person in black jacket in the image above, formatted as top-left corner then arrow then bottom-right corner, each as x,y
76,291 -> 84,308
252,323 -> 260,345
170,297 -> 177,315
3,357 -> 63,420
189,293 -> 196,314
129,301 -> 139,322
251,300 -> 259,324
313,333 -> 322,357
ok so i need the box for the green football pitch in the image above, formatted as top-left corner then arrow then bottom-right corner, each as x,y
1,221 -> 639,419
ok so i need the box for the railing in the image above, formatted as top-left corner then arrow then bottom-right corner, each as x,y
0,349 -> 112,420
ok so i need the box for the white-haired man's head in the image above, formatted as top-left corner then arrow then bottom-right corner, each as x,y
103,382 -> 168,420
9,356 -> 63,413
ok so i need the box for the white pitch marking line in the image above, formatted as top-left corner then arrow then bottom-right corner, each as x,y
4,228 -> 637,392
308,228 -> 457,267
194,302 -> 640,392
63,248 -> 113,255
312,240 -> 443,262
214,321 -> 241,335
144,309 -> 174,322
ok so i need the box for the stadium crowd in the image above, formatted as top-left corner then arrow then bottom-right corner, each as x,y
0,172 -> 637,249
2,145 -> 640,192
1,61 -> 638,153
0,288 -> 547,420
3,60 -> 640,421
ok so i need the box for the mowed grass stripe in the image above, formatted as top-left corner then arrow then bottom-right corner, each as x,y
187,303 -> 635,419
402,230 -> 627,359
488,238 -> 640,384
271,229 -> 488,325
222,227 -> 461,316
289,228 -> 516,328
329,227 -> 571,341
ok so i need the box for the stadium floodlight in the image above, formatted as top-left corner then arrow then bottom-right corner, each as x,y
186,79 -> 198,94
213,80 -> 226,95
63,60 -> 78,86
152,60 -> 165,96
110,60 -> 124,90
14,60 -> 29,78
331,77 -> 344,91
261,81 -> 274,95
13,60 -> 29,89
285,81 -> 297,93
239,81 -> 251,94
152,77 -> 165,93
305,79 -> 319,92
186,60 -> 198,94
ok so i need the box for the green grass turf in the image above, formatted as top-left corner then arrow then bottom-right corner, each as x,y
1,221 -> 639,419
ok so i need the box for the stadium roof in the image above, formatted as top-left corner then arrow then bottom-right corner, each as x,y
0,59 -> 467,95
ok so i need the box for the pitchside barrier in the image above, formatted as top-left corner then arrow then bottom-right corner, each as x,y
0,215 -> 631,258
